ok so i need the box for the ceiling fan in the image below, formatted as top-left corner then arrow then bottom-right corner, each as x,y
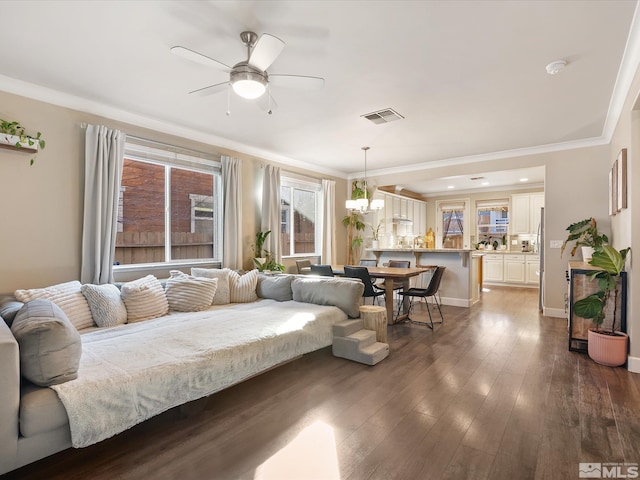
171,31 -> 324,112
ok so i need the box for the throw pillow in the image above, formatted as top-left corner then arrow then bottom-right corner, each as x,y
120,275 -> 169,323
228,269 -> 259,303
11,299 -> 82,387
292,277 -> 364,318
165,270 -> 218,312
81,284 -> 127,328
256,274 -> 293,302
191,268 -> 231,305
0,296 -> 23,327
14,280 -> 95,330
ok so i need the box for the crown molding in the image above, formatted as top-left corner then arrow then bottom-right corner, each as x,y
347,136 -> 608,180
0,74 -> 347,179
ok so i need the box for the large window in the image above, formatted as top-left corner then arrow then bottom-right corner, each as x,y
476,200 -> 509,245
115,139 -> 222,267
280,177 -> 321,257
435,199 -> 471,249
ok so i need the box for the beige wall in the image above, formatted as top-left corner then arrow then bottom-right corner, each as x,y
0,90 -> 347,293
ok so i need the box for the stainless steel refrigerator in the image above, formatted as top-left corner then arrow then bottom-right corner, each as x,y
537,207 -> 544,312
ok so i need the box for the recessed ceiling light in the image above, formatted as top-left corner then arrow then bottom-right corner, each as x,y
447,185 -> 455,189
482,182 -> 489,186
520,178 -> 529,182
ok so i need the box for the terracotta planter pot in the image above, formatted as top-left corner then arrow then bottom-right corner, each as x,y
588,329 -> 628,367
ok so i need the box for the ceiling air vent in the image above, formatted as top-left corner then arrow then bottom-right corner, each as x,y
361,108 -> 404,125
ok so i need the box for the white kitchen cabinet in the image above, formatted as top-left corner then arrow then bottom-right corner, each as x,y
526,255 -> 540,284
484,254 -> 504,282
503,254 -> 525,283
511,192 -> 545,234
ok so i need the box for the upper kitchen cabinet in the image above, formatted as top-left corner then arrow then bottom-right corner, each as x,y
510,192 -> 544,234
369,190 -> 427,243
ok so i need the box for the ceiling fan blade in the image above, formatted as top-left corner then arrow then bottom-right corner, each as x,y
189,82 -> 229,97
248,34 -> 285,71
269,74 -> 325,90
256,92 -> 278,114
171,46 -> 231,72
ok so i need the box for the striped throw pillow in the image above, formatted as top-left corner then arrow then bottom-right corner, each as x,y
120,275 -> 169,323
15,280 -> 95,330
191,268 -> 231,305
165,271 -> 218,312
228,269 -> 259,303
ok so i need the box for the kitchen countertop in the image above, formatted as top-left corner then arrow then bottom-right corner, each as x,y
479,250 -> 539,255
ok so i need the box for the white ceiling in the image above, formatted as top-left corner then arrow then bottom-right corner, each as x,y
0,1 -> 637,194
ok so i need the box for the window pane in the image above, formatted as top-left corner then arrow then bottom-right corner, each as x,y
171,168 -> 214,261
442,210 -> 463,249
293,189 -> 316,254
116,159 -> 166,265
281,186 -> 291,255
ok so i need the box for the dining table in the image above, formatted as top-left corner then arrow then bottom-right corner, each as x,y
331,265 -> 430,324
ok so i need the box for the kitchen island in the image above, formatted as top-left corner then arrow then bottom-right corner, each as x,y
363,248 -> 482,307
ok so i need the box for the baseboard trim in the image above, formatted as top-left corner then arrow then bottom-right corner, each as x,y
440,297 -> 471,308
627,355 -> 640,373
544,307 -> 566,319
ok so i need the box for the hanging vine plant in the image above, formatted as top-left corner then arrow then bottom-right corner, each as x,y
0,118 -> 46,165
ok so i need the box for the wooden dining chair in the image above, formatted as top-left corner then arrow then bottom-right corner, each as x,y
296,259 -> 312,274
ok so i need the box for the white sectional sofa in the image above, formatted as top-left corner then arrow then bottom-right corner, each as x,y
0,270 -> 364,475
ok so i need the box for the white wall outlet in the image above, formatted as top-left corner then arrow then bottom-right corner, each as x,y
511,239 -> 518,245
549,240 -> 563,249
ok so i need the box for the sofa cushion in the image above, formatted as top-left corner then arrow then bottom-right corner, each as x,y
256,274 -> 293,302
0,296 -> 23,327
191,268 -> 231,305
228,269 -> 259,303
11,299 -> 82,387
81,284 -> 127,328
120,275 -> 169,323
165,271 -> 218,312
292,277 -> 364,318
14,280 -> 95,330
20,381 -> 69,437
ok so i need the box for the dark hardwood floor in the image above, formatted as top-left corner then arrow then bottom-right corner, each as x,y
7,287 -> 640,480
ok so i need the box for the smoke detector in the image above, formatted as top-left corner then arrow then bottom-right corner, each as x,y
546,60 -> 567,75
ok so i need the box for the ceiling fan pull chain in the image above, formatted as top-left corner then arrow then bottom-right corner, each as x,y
226,85 -> 231,117
268,85 -> 273,115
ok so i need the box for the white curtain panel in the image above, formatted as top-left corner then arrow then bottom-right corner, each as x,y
222,156 -> 243,269
81,124 -> 125,284
321,179 -> 337,264
261,164 -> 282,262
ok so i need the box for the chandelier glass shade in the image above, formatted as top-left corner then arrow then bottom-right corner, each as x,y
345,147 -> 384,214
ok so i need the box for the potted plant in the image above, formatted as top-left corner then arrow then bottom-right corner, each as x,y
253,252 -> 285,273
369,220 -> 383,249
573,245 -> 630,366
342,180 -> 367,265
253,230 -> 271,265
0,118 -> 46,165
561,217 -> 608,261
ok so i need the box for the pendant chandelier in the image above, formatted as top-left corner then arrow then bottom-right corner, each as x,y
345,146 -> 384,214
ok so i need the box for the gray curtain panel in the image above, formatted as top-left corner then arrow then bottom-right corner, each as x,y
222,156 -> 243,269
322,179 -> 336,264
81,124 -> 125,284
261,164 -> 281,262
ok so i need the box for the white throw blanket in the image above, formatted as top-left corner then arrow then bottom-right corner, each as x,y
51,299 -> 345,448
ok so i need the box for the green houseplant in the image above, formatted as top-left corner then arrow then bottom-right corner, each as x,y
573,245 -> 630,366
561,217 -> 608,259
342,180 -> 368,265
0,118 -> 46,165
252,230 -> 285,272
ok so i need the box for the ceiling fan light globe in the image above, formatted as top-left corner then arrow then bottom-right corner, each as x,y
232,79 -> 266,99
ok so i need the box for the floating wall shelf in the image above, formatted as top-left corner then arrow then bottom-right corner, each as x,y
0,133 -> 39,153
